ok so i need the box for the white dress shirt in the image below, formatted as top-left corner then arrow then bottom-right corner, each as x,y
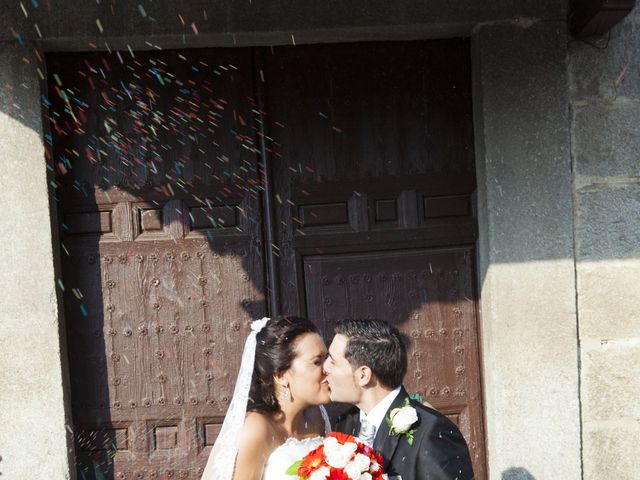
359,386 -> 402,433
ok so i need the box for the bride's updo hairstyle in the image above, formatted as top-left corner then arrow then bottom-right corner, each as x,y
248,315 -> 318,413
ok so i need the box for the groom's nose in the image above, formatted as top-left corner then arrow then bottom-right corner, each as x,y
322,358 -> 330,373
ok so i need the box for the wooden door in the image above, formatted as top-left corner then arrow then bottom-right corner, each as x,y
48,49 -> 267,479
260,40 -> 486,478
49,39 -> 486,479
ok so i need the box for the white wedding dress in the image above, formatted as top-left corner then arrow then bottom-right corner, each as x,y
261,405 -> 331,480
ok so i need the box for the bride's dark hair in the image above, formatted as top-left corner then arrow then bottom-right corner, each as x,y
248,315 -> 318,413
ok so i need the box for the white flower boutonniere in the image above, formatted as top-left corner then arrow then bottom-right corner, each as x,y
386,398 -> 418,445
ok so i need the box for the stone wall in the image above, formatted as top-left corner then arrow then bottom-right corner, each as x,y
473,20 -> 581,480
569,5 -> 640,479
0,0 -> 566,48
0,41 -> 73,479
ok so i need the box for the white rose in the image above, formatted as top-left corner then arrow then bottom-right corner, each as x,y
390,405 -> 418,433
325,441 -> 358,469
358,474 -> 373,480
344,461 -> 363,480
323,436 -> 339,455
352,453 -> 371,472
308,466 -> 330,480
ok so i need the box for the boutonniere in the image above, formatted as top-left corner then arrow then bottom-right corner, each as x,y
385,398 -> 418,445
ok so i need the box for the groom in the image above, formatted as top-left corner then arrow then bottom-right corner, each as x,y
323,319 -> 474,480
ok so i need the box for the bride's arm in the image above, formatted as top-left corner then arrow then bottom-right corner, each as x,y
232,412 -> 272,480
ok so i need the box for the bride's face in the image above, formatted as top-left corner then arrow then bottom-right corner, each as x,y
282,332 -> 331,405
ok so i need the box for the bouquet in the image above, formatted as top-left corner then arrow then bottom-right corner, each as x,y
286,432 -> 388,480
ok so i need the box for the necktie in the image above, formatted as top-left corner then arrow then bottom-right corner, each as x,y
358,417 -> 377,445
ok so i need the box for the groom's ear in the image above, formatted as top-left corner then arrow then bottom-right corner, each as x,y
355,365 -> 373,387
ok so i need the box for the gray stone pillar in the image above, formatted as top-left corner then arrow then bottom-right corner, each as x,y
0,40 -> 72,479
472,22 -> 582,479
569,6 -> 640,479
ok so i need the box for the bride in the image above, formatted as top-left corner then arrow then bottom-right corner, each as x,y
201,316 -> 332,480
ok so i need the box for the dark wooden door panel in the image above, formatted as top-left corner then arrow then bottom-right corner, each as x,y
260,39 -> 476,314
49,48 -> 267,479
303,247 -> 484,467
63,203 -> 265,479
262,40 -> 486,478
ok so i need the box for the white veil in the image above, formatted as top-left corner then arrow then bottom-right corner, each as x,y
201,317 -> 270,480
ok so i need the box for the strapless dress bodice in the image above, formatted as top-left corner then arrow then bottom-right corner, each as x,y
262,435 -> 324,480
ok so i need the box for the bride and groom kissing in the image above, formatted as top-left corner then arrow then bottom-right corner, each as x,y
202,316 -> 474,480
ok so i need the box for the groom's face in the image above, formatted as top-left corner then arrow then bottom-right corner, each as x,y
323,334 -> 361,404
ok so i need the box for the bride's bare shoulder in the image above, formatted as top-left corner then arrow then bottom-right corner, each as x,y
241,411 -> 274,442
235,412 -> 274,458
233,411 -> 275,480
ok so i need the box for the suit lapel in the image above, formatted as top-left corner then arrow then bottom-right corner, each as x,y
372,387 -> 408,467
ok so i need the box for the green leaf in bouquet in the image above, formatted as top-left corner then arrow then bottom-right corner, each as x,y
286,459 -> 303,477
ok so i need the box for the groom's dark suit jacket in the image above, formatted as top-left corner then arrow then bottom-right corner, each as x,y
334,387 -> 474,480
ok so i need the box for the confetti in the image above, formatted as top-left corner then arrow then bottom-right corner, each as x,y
614,63 -> 629,88
10,28 -> 25,46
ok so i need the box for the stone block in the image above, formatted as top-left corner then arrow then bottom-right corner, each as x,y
581,341 -> 640,423
570,7 -> 640,102
573,101 -> 640,178
575,185 -> 640,260
474,21 -> 574,264
577,260 -> 640,340
582,339 -> 640,480
583,425 -> 640,480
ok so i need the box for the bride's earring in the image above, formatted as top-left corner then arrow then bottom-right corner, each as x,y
283,382 -> 290,401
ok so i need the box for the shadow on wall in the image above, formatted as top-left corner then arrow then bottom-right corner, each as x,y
502,467 -> 536,479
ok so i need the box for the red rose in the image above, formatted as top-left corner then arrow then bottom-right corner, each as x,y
372,449 -> 384,466
327,467 -> 351,480
326,431 -> 357,445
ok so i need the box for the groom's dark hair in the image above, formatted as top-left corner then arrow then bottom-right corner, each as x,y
334,319 -> 407,389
